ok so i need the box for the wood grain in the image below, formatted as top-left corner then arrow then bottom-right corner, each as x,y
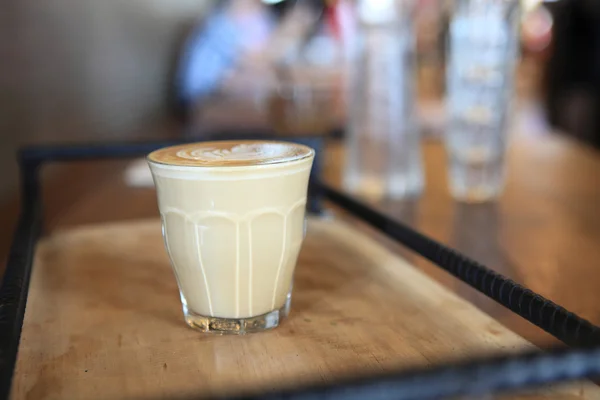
322,132 -> 600,347
3,128 -> 598,350
11,218 -> 598,399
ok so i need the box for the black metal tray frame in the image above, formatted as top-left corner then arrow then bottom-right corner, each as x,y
1,136 -> 600,400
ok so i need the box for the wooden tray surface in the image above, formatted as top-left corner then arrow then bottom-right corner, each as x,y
12,218 -> 598,399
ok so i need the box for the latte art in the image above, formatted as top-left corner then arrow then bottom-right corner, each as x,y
176,144 -> 284,162
148,140 -> 313,167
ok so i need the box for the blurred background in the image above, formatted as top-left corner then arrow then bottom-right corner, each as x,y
2,0 -> 598,195
1,0 -> 600,346
0,0 -> 596,189
0,0 -> 594,179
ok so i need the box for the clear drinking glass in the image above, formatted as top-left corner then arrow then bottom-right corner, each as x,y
148,141 -> 314,334
446,0 -> 521,202
344,0 -> 423,200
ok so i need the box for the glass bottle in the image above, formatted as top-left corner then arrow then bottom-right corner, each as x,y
344,0 -> 423,200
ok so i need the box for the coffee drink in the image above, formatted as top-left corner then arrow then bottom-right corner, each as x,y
148,140 -> 314,333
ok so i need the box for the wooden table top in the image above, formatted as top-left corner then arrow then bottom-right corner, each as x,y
16,122 -> 598,350
13,218 -> 599,399
322,129 -> 600,347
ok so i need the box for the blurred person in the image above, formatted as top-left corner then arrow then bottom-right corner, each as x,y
174,0 -> 327,120
174,1 -> 274,117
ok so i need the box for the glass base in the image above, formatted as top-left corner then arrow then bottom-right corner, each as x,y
182,296 -> 291,334
449,155 -> 504,203
451,186 -> 502,203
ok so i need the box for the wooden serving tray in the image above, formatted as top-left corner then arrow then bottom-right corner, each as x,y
11,218 -> 598,399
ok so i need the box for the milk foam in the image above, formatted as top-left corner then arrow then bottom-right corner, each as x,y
148,140 -> 313,168
148,157 -> 313,181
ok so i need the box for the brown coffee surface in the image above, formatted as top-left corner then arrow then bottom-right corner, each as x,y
148,140 -> 314,167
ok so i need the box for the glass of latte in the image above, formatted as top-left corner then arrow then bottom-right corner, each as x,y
147,140 -> 314,334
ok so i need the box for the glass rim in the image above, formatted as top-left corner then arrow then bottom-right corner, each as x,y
147,140 -> 315,171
